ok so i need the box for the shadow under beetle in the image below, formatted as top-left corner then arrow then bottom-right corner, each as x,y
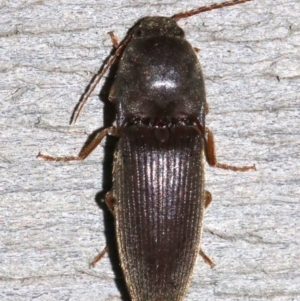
38,1 -> 256,300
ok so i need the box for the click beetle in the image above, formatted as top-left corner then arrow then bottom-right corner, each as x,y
38,1 -> 256,300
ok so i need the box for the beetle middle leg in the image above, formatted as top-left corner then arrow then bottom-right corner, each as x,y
204,190 -> 212,209
105,190 -> 116,215
205,128 -> 256,171
37,126 -> 118,162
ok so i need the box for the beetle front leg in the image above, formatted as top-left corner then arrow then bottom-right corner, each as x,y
205,128 -> 256,171
108,31 -> 119,48
37,126 -> 118,162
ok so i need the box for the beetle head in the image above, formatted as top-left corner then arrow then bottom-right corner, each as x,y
132,17 -> 184,39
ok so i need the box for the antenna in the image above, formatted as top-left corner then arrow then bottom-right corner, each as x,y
72,34 -> 132,124
172,0 -> 254,21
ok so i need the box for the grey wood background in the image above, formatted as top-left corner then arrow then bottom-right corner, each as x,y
1,0 -> 299,300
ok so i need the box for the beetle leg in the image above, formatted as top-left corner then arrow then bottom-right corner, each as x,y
105,190 -> 116,215
91,191 -> 117,267
108,31 -> 119,48
200,191 -> 215,268
199,248 -> 215,269
90,245 -> 109,267
205,102 -> 209,115
90,192 -> 116,267
204,190 -> 212,209
37,126 -> 118,162
205,127 -> 256,171
199,249 -> 215,268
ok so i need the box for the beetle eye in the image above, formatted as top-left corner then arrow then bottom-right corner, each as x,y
175,28 -> 184,37
134,28 -> 142,37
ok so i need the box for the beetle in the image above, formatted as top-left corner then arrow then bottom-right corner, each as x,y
38,1 -> 256,300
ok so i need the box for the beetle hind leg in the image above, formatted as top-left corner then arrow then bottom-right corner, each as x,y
90,191 -> 116,268
90,245 -> 109,267
199,249 -> 215,268
200,191 -> 215,268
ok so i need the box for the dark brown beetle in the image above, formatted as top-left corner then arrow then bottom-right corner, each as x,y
38,1 -> 256,300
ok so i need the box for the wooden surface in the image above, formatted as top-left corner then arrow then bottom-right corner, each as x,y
1,0 -> 299,300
